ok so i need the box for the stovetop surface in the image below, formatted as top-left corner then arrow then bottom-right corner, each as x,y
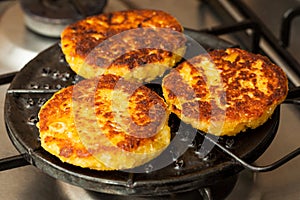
0,0 -> 299,199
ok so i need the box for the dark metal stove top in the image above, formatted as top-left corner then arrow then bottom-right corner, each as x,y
0,0 -> 299,199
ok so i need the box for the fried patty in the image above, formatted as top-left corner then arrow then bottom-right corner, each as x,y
61,9 -> 186,82
37,74 -> 170,170
162,48 -> 288,136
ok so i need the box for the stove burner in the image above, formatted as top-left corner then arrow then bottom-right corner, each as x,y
20,0 -> 107,37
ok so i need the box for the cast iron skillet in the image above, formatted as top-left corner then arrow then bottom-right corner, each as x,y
2,30 -> 300,196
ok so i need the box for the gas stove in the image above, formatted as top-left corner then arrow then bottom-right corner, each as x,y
0,0 -> 299,199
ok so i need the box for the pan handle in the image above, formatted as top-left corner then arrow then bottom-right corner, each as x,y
284,86 -> 300,104
0,71 -> 17,85
204,134 -> 300,172
0,154 -> 29,171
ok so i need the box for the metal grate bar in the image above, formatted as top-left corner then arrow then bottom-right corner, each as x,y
201,20 -> 261,53
280,6 -> 300,48
7,89 -> 58,94
227,0 -> 300,79
0,154 -> 29,171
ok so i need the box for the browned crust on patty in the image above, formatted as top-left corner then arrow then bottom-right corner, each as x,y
37,74 -> 170,170
63,10 -> 183,57
162,48 -> 288,136
61,9 -> 186,81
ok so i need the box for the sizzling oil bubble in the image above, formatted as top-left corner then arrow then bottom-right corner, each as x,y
202,153 -> 216,162
56,84 -> 62,89
72,75 -> 82,84
29,83 -> 39,89
27,115 -> 38,125
43,84 -> 50,89
37,98 -> 47,107
61,72 -> 71,81
144,164 -> 154,173
195,145 -> 210,159
59,55 -> 66,63
188,139 -> 197,148
52,70 -> 61,79
41,67 -> 52,76
225,138 -> 235,149
174,159 -> 184,170
26,98 -> 35,107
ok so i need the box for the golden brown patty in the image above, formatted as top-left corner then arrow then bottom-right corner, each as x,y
162,48 -> 288,136
61,9 -> 186,82
37,74 -> 170,170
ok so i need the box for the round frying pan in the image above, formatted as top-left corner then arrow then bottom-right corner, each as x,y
2,30 -> 300,196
